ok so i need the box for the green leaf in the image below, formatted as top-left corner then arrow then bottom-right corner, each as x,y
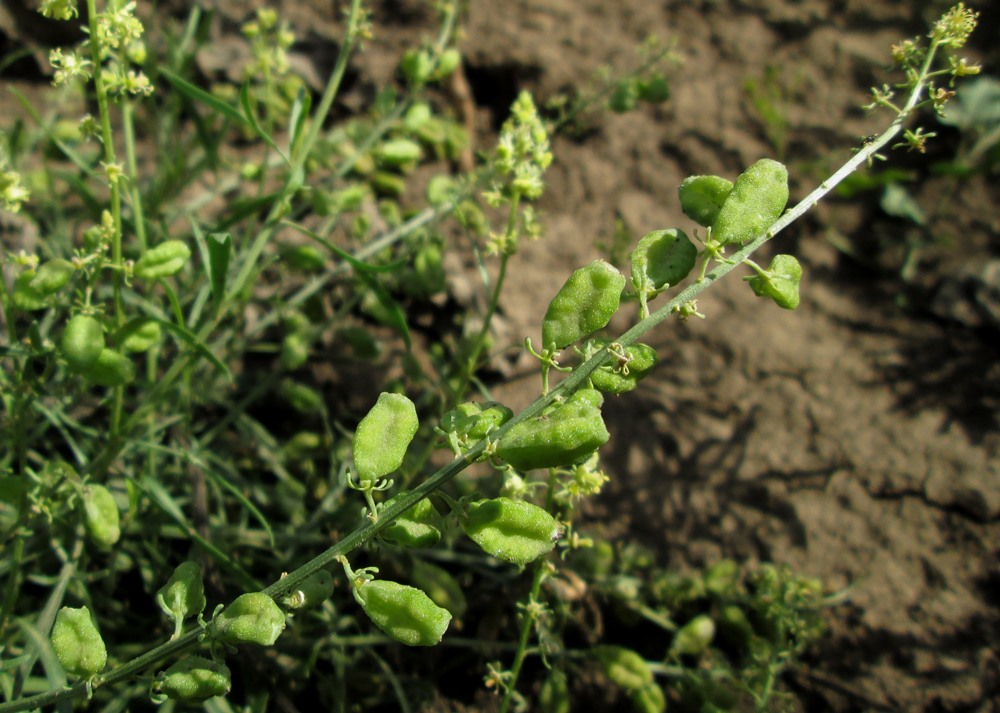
151,317 -> 231,381
938,76 -> 1000,130
160,67 -> 249,127
207,232 -> 232,305
281,221 -> 406,274
880,183 -> 926,226
288,86 -> 312,158
240,81 -> 287,164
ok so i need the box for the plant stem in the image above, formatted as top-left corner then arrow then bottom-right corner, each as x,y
499,564 -> 546,713
86,0 -> 126,437
498,465 -> 560,713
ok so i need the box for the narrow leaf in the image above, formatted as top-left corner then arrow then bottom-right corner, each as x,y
282,221 -> 407,273
160,67 -> 249,127
208,232 -> 233,304
240,82 -> 288,164
151,317 -> 231,381
288,86 -> 312,158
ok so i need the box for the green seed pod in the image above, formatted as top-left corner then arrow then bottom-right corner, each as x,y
282,431 -> 323,461
435,48 -> 461,79
380,492 -> 444,548
116,318 -> 162,353
133,240 -> 191,280
542,260 -> 625,350
717,604 -> 755,652
637,73 -> 670,104
281,331 -> 310,370
62,315 -> 105,371
609,79 -> 639,113
399,244 -> 445,299
671,613 -> 716,656
371,171 -> 406,197
283,245 -> 326,272
589,342 -> 658,395
703,559 -> 740,596
280,379 -> 324,414
82,348 -> 136,387
539,670 -> 570,713
213,593 -> 286,647
51,606 -> 107,678
353,392 -> 419,486
375,138 -> 423,168
154,656 -> 231,703
711,159 -> 788,246
328,184 -> 369,214
631,682 -> 666,713
11,270 -> 48,311
678,175 -> 734,228
565,387 -> 605,409
282,569 -> 334,611
354,579 -> 452,646
496,396 -> 609,471
29,258 -> 75,296
156,561 -> 207,624
460,498 -> 558,566
629,228 -> 697,299
592,645 -> 654,691
400,48 -> 434,86
409,559 -> 467,619
426,175 -> 457,207
748,254 -> 802,310
439,401 -> 513,451
81,483 -> 120,547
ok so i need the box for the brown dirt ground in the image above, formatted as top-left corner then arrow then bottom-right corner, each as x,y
3,0 -> 999,711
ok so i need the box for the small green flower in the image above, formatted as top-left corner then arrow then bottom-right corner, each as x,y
49,49 -> 92,86
1,171 -> 30,213
39,0 -> 79,20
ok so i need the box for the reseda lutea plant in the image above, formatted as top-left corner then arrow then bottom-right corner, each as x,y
0,3 -> 981,712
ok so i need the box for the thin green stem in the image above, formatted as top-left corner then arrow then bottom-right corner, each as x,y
0,536 -> 25,638
228,0 -> 363,305
86,0 -> 126,436
122,101 -> 148,252
499,564 -> 546,713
